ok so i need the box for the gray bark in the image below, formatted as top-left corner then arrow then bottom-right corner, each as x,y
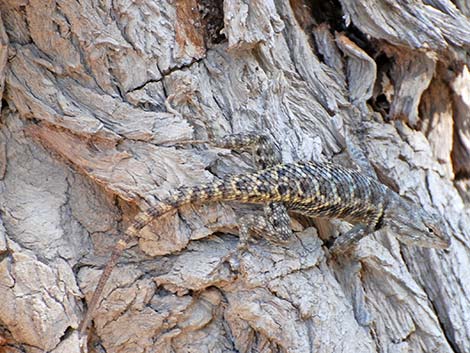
0,1 -> 469,352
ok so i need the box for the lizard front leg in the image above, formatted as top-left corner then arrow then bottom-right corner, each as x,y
213,132 -> 282,169
212,202 -> 295,272
328,205 -> 383,254
328,224 -> 375,254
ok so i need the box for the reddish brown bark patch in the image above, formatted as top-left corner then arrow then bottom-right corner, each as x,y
175,0 -> 206,60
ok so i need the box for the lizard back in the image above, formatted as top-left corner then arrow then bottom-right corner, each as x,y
130,161 -> 389,236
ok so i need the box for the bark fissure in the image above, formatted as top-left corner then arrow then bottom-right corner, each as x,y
0,1 -> 468,352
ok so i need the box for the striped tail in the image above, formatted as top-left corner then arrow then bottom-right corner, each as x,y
79,170 -> 283,335
125,177 -> 256,237
78,177 -> 246,335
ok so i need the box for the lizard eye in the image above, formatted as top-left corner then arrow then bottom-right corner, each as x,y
427,227 -> 434,233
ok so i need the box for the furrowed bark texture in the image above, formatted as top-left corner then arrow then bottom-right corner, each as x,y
0,1 -> 469,352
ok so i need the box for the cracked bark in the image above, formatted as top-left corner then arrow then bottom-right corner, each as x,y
0,1 -> 469,353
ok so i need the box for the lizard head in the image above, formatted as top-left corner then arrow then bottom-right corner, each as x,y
386,196 -> 451,249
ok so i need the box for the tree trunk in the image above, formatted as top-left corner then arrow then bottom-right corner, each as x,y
0,1 -> 469,352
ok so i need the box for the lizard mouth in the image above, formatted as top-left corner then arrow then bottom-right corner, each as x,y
415,237 -> 451,249
435,237 -> 451,249
398,232 -> 451,249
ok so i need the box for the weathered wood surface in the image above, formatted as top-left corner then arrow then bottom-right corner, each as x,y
0,1 -> 469,352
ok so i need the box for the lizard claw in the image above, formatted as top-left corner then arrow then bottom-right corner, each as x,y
207,246 -> 242,277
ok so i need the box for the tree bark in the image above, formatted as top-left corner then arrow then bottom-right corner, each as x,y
0,1 -> 469,352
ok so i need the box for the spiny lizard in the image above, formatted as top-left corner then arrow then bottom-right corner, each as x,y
78,133 -> 451,335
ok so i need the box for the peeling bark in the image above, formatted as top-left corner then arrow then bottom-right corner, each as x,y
0,1 -> 469,353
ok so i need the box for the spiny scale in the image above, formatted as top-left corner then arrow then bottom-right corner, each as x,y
133,161 -> 387,229
78,160 -> 387,334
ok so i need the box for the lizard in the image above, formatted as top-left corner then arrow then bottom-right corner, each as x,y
78,132 -> 451,335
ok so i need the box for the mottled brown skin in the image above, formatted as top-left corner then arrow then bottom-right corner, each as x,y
78,161 -> 450,335
78,134 -> 451,335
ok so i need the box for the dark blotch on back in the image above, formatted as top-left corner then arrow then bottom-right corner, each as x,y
277,168 -> 287,178
235,179 -> 246,192
256,183 -> 270,194
277,183 -> 288,195
299,178 -> 310,194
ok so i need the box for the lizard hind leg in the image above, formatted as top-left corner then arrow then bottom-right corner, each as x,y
210,203 -> 295,274
206,133 -> 294,274
214,132 -> 290,242
328,223 -> 374,255
213,133 -> 291,243
214,132 -> 282,169
238,203 -> 294,248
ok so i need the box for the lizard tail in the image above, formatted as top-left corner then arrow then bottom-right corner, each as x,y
123,176 -> 255,247
78,199 -> 180,335
79,172 -> 280,335
130,171 -> 283,237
